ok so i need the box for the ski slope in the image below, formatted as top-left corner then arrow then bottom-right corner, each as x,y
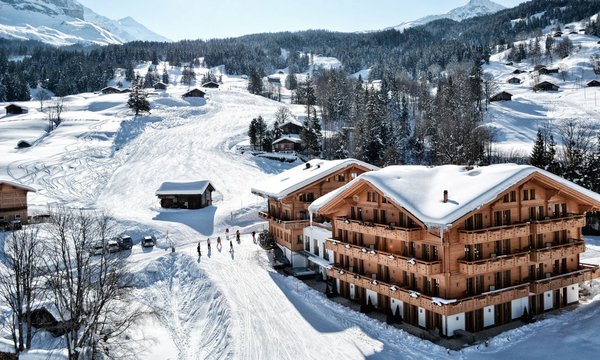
1,62 -> 600,359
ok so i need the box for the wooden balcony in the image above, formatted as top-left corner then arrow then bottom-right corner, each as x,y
529,265 -> 600,294
530,239 -> 586,262
325,239 -> 442,276
327,266 -> 530,316
334,218 -> 422,242
458,251 -> 530,276
534,215 -> 586,234
258,211 -> 309,230
459,223 -> 530,244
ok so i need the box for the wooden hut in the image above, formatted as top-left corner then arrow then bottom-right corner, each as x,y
182,88 -> 206,98
5,104 -> 28,115
201,81 -> 220,88
490,91 -> 513,102
507,77 -> 522,84
156,180 -> 215,209
587,80 -> 600,87
100,86 -> 122,94
153,82 -> 168,90
534,81 -> 560,91
272,136 -> 303,152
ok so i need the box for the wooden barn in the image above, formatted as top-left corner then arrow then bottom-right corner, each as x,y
507,77 -> 522,84
272,136 -> 303,152
279,119 -> 304,135
182,88 -> 206,98
153,82 -> 168,90
587,80 -> 600,87
202,81 -> 220,88
490,91 -> 513,102
100,86 -> 122,94
534,81 -> 560,91
512,69 -> 525,74
0,179 -> 36,227
156,180 -> 215,209
5,104 -> 28,115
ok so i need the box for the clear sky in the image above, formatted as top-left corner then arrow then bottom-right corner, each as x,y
78,0 -> 527,41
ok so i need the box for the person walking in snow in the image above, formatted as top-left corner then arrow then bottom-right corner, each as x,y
236,229 -> 240,242
229,239 -> 234,252
197,242 -> 201,257
217,236 -> 221,248
207,238 -> 211,250
252,231 -> 256,243
225,228 -> 230,241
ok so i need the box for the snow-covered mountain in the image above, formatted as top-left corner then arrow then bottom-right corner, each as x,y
0,0 -> 169,46
391,0 -> 506,31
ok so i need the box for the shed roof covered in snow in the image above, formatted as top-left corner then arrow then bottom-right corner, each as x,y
156,180 -> 214,195
0,179 -> 36,192
308,164 -> 600,228
272,135 -> 302,145
251,158 -> 378,200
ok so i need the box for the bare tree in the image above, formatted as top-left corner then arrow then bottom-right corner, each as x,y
35,88 -> 51,112
0,227 -> 43,354
482,73 -> 499,110
47,97 -> 65,132
44,207 -> 143,359
274,106 -> 292,124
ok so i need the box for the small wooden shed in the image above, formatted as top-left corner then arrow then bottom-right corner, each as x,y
5,104 -> 28,115
587,80 -> 600,87
156,180 -> 215,209
153,82 -> 168,90
182,88 -> 206,98
100,86 -> 122,94
272,136 -> 303,152
202,81 -> 220,88
507,77 -> 522,84
534,81 -> 560,91
490,91 -> 513,102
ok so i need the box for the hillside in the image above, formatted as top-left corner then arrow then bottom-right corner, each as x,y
0,61 -> 599,359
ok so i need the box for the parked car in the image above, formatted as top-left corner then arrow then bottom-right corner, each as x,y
141,235 -> 155,248
91,241 -> 105,256
107,239 -> 120,253
118,235 -> 133,250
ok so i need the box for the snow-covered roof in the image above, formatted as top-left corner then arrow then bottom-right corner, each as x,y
156,180 -> 214,195
308,164 -> 600,228
273,135 -> 302,145
280,117 -> 303,128
251,158 -> 378,200
0,179 -> 36,192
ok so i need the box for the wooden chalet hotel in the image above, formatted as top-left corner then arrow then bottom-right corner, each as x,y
307,164 -> 600,336
251,159 -> 377,266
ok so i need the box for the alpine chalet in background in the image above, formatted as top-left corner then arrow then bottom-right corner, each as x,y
308,164 -> 600,336
251,159 -> 377,266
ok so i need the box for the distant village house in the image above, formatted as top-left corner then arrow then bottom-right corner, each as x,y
5,104 -> 28,115
587,80 -> 600,87
202,81 -> 220,89
153,82 -> 168,90
182,88 -> 206,98
507,77 -> 522,84
0,179 -> 36,227
534,81 -> 560,91
490,91 -> 513,102
272,136 -> 303,152
100,86 -> 122,94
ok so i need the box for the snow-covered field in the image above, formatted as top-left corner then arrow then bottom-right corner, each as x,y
1,56 -> 600,358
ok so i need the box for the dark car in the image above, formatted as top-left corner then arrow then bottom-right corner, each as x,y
141,235 -> 155,248
119,235 -> 133,250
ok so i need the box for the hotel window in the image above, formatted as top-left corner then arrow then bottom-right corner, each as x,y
503,191 -> 516,203
336,174 -> 345,182
367,192 -> 378,203
523,189 -> 529,201
530,189 -> 536,200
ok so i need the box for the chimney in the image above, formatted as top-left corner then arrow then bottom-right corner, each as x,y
443,190 -> 448,203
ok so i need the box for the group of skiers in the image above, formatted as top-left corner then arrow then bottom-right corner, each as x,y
197,228 -> 254,257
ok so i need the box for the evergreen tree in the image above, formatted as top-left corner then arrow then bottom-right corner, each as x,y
162,68 -> 170,85
247,68 -> 263,95
286,72 -> 298,90
127,82 -> 150,116
248,118 -> 258,150
530,129 -> 547,168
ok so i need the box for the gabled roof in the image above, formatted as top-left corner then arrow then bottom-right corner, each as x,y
308,164 -> 600,229
0,179 -> 36,192
201,81 -> 220,87
251,158 -> 378,200
100,86 -> 120,91
153,81 -> 167,87
5,103 -> 27,109
182,88 -> 206,97
156,180 -> 214,195
273,135 -> 302,145
280,117 -> 304,128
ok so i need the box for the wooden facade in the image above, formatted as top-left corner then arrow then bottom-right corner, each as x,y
258,163 -> 374,254
490,92 -> 512,102
156,181 -> 215,209
314,171 -> 600,336
182,88 -> 206,98
534,81 -> 559,91
273,137 -> 302,152
279,122 -> 303,135
0,181 -> 35,225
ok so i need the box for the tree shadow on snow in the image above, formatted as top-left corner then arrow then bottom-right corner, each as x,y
152,206 -> 216,236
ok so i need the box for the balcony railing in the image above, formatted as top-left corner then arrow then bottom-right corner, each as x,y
529,265 -> 600,293
334,218 -> 422,242
530,239 -> 586,262
258,211 -> 309,230
459,222 -> 530,244
325,239 -> 442,276
458,251 -> 530,276
534,215 -> 586,234
326,266 -> 530,316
